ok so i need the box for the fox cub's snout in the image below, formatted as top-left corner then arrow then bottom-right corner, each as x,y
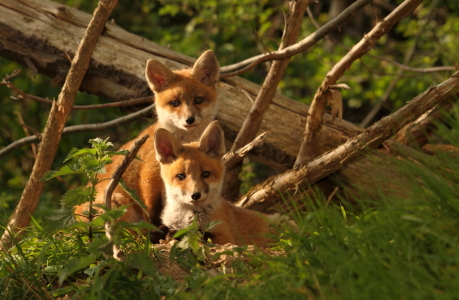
155,120 -> 226,209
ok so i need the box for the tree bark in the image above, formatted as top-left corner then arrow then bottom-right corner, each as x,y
295,0 -> 423,166
0,0 -> 362,173
223,0 -> 309,201
0,0 -> 118,251
1,0 -> 456,216
237,71 -> 459,212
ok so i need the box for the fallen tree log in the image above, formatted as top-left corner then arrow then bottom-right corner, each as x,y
1,0 -> 458,212
0,0 -> 361,173
237,71 -> 459,212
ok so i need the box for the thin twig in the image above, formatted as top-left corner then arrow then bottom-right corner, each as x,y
306,4 -> 454,81
103,134 -> 149,261
0,104 -> 155,158
223,132 -> 267,169
1,72 -> 153,109
219,0 -> 373,79
361,0 -> 442,128
238,71 -> 459,211
0,0 -> 119,251
14,111 -> 38,158
224,0 -> 309,201
294,0 -> 423,167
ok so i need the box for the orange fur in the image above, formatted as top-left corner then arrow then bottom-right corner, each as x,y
156,121 -> 274,247
74,51 -> 220,226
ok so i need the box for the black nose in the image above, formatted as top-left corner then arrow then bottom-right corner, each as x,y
191,192 -> 201,200
186,117 -> 195,124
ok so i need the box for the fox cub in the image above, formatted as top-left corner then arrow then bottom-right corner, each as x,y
154,121 -> 277,247
74,51 -> 220,226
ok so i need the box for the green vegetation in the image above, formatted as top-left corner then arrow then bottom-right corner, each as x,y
1,0 -> 457,219
2,110 -> 459,299
1,1 -> 458,298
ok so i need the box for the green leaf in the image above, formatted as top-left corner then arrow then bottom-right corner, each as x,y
118,220 -> 157,231
172,227 -> 192,239
176,235 -> 190,250
79,155 -> 108,174
41,165 -> 82,181
89,137 -> 114,152
61,186 -> 93,208
59,255 -> 96,286
119,179 -> 149,217
203,220 -> 221,231
89,205 -> 129,226
41,207 -> 76,238
64,148 -> 97,163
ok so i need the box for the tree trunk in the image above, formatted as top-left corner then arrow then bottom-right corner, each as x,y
0,0 -> 118,250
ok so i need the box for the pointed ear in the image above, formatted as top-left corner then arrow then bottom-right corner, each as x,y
145,59 -> 176,93
199,121 -> 226,158
154,128 -> 182,164
191,50 -> 220,87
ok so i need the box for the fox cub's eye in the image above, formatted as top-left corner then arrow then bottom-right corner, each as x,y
176,174 -> 186,181
202,171 -> 210,178
195,97 -> 204,104
170,100 -> 181,107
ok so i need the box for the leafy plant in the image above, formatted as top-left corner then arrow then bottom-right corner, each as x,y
169,218 -> 220,270
41,137 -> 129,239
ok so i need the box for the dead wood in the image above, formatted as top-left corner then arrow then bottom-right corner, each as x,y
0,104 -> 155,158
295,0 -> 423,166
219,0 -> 373,78
0,0 -> 362,173
237,71 -> 459,212
222,133 -> 267,201
223,132 -> 267,170
230,0 -> 309,152
360,0 -> 441,128
422,144 -> 459,158
224,0 -> 309,201
2,0 -> 456,216
0,0 -> 118,251
394,100 -> 455,148
103,133 -> 149,261
0,69 -> 152,110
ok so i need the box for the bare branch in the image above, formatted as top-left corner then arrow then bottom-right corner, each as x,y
239,71 -> 459,211
103,134 -> 149,261
1,73 -> 153,109
0,104 -> 154,158
394,100 -> 455,148
230,0 -> 309,152
223,132 -> 267,170
306,2 -> 454,78
295,0 -> 423,167
219,0 -> 372,79
221,132 -> 267,202
361,0 -> 442,128
223,0 -> 309,201
0,0 -> 119,251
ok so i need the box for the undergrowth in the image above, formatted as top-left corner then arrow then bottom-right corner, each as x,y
2,109 -> 459,299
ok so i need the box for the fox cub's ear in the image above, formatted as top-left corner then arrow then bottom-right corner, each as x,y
199,121 -> 225,158
154,128 -> 183,164
192,50 -> 220,87
145,59 -> 176,93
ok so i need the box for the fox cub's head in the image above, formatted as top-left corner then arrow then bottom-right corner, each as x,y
145,50 -> 220,133
154,121 -> 225,207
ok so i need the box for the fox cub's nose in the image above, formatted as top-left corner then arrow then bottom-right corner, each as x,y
186,116 -> 195,125
191,192 -> 201,200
